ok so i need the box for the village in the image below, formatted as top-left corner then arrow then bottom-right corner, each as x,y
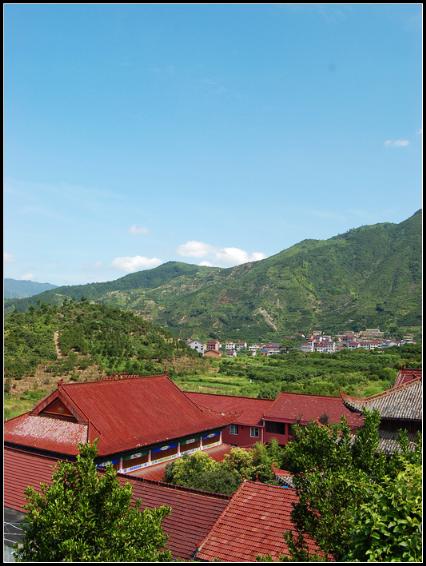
186,328 -> 417,358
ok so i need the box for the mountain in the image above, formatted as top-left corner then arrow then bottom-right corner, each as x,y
6,211 -> 422,340
4,278 -> 58,299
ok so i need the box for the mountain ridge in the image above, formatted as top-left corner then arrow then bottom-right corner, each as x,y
4,278 -> 58,299
5,211 -> 421,340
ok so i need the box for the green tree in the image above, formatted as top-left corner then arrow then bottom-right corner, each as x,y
279,412 -> 422,562
348,462 -> 422,562
16,442 -> 172,562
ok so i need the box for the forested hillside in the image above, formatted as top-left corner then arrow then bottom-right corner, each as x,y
4,300 -> 197,385
5,211 -> 422,340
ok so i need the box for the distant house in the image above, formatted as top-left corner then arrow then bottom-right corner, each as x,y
248,344 -> 261,356
225,341 -> 236,351
204,349 -> 222,358
314,340 -> 336,353
206,339 -> 221,352
342,376 -> 422,453
235,342 -> 247,351
226,349 -> 237,357
187,339 -> 205,356
260,343 -> 281,356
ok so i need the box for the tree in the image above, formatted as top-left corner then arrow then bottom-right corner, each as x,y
348,462 -> 422,562
165,451 -> 241,496
16,442 -> 172,562
279,411 -> 422,561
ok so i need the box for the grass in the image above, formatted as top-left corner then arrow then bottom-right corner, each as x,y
4,389 -> 48,421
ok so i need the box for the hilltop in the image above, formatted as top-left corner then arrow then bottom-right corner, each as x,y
4,278 -> 58,299
5,211 -> 422,341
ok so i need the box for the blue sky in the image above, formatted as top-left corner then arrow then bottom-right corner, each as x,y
4,4 -> 422,285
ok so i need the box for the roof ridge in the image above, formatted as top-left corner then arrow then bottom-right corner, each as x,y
117,472 -> 231,500
345,377 -> 422,404
61,373 -> 169,386
187,391 -> 274,402
274,390 -> 343,401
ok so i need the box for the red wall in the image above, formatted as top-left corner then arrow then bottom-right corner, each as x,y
222,424 -> 262,447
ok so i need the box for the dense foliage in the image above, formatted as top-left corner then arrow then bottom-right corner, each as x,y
183,344 -> 421,398
16,443 -> 172,562
165,442 -> 280,495
277,412 -> 422,562
4,300 -> 195,381
6,211 -> 422,340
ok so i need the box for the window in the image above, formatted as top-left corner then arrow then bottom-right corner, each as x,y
250,427 -> 259,438
265,421 -> 286,434
230,424 -> 239,435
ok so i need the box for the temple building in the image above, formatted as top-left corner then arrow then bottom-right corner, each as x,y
4,374 -> 233,474
188,390 -> 364,447
342,372 -> 422,453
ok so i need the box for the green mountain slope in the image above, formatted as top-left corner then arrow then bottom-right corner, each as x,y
4,301 -> 197,382
4,278 -> 58,299
6,211 -> 422,340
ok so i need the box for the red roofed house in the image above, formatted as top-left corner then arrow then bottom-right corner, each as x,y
195,480 -> 323,562
187,391 -> 363,447
4,446 -> 230,561
187,392 -> 274,447
262,392 -> 364,445
4,374 -> 233,475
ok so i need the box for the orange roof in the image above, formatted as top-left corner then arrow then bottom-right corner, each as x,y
4,374 -> 232,457
196,481 -> 322,561
187,392 -> 273,426
4,446 -> 230,561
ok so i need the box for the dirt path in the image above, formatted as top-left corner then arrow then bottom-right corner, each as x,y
53,330 -> 62,359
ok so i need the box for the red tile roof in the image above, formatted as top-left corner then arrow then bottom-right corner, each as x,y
4,446 -> 230,561
4,374 -> 232,457
394,368 -> 422,388
187,392 -> 274,426
4,414 -> 88,455
196,481 -> 322,562
263,392 -> 363,428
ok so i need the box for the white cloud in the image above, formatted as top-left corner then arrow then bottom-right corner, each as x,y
215,247 -> 266,266
20,272 -> 34,281
129,225 -> 149,235
4,252 -> 13,264
384,139 -> 410,148
177,241 -> 267,267
112,256 -> 162,273
177,240 -> 213,258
